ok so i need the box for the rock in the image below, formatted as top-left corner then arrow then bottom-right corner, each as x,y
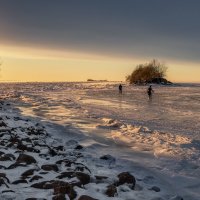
75,172 -> 90,186
39,171 -> 49,175
32,180 -> 77,199
9,135 -> 21,144
57,172 -> 90,186
74,163 -> 91,173
149,186 -> 161,192
54,145 -> 65,151
16,154 -> 37,164
117,172 -> 136,189
12,179 -> 28,184
95,175 -> 108,180
75,145 -> 83,150
0,121 -> 7,127
41,164 -> 59,172
26,198 -> 47,200
100,154 -> 115,161
0,173 -> 7,178
7,162 -> 27,169
31,181 -> 55,189
29,175 -> 43,182
0,154 -> 15,161
27,127 -> 45,136
95,175 -> 108,183
21,169 -> 36,178
57,172 -> 74,179
105,184 -> 117,197
52,194 -> 67,200
0,173 -> 10,183
0,177 -> 9,188
53,182 -> 77,199
21,137 -> 32,143
48,147 -> 57,157
78,195 -> 98,200
56,159 -> 72,167
17,143 -> 39,153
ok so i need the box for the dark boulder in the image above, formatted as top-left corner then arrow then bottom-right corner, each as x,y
30,175 -> 43,182
21,169 -> 36,178
41,164 -> 59,172
57,172 -> 90,186
0,173 -> 10,183
105,184 -> 117,197
52,194 -> 67,200
116,172 -> 136,189
0,177 -> 9,188
78,195 -> 98,200
16,154 -> 37,164
0,153 -> 15,161
149,186 -> 161,192
12,179 -> 28,184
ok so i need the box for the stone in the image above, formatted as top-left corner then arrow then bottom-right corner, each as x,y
52,194 -> 67,200
117,172 -> 136,189
0,173 -> 10,183
75,172 -> 90,185
150,186 -> 161,192
0,178 -> 9,188
29,175 -> 43,182
75,145 -> 83,150
41,164 -> 59,172
16,154 -> 37,164
0,154 -> 15,161
21,169 -> 36,178
95,175 -> 108,180
12,179 -> 28,184
57,172 -> 90,186
0,121 -> 7,127
78,195 -> 98,200
105,184 -> 117,197
100,154 -> 115,161
53,181 -> 77,200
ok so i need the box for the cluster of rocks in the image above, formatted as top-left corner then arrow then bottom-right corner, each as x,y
0,101 -> 183,200
0,101 -> 138,200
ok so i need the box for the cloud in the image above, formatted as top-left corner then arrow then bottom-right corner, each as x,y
0,0 -> 200,63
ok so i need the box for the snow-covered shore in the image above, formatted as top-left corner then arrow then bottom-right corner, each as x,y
0,98 -> 188,200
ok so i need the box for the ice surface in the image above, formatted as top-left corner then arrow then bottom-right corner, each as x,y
0,82 -> 199,199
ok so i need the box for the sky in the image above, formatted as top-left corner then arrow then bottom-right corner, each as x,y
0,0 -> 200,82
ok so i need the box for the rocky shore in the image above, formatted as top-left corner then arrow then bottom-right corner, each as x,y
0,100 -> 183,200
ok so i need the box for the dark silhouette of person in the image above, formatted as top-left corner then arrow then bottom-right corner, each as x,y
147,85 -> 153,99
119,84 -> 122,94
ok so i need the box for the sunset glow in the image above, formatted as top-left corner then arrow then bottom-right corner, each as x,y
0,1 -> 200,83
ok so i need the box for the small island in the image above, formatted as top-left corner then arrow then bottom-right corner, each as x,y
126,59 -> 172,85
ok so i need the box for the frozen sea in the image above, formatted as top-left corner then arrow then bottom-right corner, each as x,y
1,81 -> 200,199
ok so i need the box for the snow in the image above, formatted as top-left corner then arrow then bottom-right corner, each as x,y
0,82 -> 199,200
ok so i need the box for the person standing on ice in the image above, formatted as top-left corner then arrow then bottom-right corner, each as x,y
147,85 -> 154,99
119,84 -> 123,94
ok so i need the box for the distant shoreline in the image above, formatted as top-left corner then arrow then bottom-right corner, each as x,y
0,81 -> 199,85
